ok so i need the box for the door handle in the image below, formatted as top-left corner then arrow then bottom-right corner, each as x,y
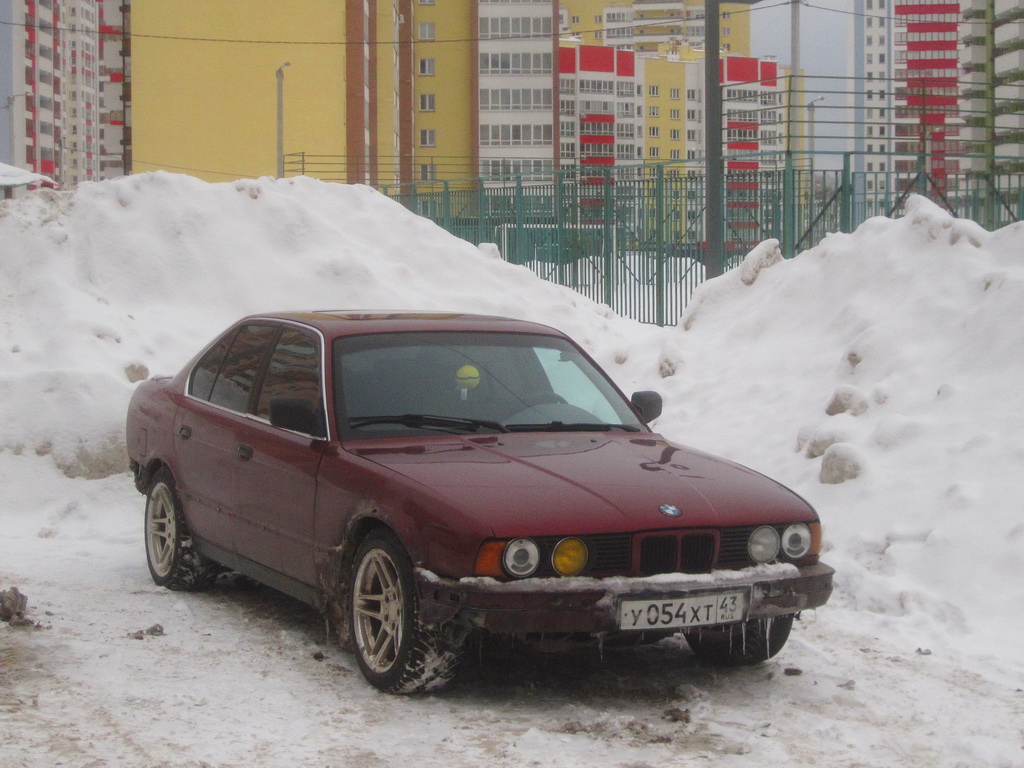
178,425 -> 192,439
237,444 -> 254,460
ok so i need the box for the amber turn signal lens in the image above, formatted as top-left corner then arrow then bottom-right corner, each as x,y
473,540 -> 506,577
809,522 -> 822,556
551,537 -> 588,577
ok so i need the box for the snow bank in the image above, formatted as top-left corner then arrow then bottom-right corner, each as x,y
0,172 -> 656,478
653,195 -> 1024,664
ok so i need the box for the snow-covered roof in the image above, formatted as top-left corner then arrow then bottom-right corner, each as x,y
0,161 -> 56,189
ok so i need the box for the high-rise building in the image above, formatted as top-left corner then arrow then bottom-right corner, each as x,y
558,42 -> 643,169
962,0 -> 1024,173
1,0 -> 126,186
848,0 -> 1022,192
557,1 -> 752,56
2,0 -> 66,182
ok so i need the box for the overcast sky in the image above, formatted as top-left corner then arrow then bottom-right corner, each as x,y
749,0 -> 850,76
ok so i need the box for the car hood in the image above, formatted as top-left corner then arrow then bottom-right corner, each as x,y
346,432 -> 815,537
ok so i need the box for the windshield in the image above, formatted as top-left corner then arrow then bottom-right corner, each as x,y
333,332 -> 646,438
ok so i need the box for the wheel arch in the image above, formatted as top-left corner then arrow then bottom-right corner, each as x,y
319,514 -> 399,650
133,457 -> 168,494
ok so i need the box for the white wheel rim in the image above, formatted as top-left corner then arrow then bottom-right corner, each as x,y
146,484 -> 177,577
353,548 -> 405,675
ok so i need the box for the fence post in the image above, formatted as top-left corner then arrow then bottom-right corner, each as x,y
841,152 -> 853,233
655,163 -> 666,326
477,181 -> 487,248
442,180 -> 451,232
603,168 -> 614,309
515,176 -> 525,266
782,151 -> 796,258
555,170 -> 564,268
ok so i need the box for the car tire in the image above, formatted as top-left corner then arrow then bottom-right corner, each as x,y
144,468 -> 218,591
683,614 -> 794,666
349,529 -> 461,694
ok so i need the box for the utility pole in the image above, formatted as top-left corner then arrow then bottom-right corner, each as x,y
704,0 -> 724,279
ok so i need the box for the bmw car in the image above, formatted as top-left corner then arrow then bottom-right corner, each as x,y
126,311 -> 833,693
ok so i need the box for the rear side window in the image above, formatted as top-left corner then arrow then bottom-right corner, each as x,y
189,333 -> 233,402
189,324 -> 277,413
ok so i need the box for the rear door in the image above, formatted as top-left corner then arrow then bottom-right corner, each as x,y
175,322 -> 278,553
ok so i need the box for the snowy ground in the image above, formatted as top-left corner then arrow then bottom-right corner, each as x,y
2,174 -> 1023,767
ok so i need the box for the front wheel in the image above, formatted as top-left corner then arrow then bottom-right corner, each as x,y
683,615 -> 794,666
349,530 -> 461,694
144,469 -> 218,591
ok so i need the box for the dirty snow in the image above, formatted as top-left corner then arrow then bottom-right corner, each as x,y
1,174 -> 1022,767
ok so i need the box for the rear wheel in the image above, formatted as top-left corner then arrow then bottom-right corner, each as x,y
145,469 -> 218,591
683,615 -> 794,666
349,529 -> 461,693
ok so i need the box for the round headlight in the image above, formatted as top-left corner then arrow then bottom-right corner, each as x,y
748,526 -> 781,564
502,538 -> 540,578
551,537 -> 588,577
782,524 -> 812,559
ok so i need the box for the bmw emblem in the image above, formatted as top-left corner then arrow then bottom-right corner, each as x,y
659,504 -> 682,518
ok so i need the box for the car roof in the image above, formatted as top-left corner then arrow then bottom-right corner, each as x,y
242,310 -> 568,339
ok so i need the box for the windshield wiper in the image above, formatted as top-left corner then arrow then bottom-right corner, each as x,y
506,422 -> 643,433
348,414 -> 510,434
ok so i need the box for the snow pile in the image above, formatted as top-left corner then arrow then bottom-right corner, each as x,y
653,195 -> 1024,665
0,172 -> 655,479
2,172 -> 1023,676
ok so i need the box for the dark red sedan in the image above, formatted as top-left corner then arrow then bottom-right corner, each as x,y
126,311 -> 833,693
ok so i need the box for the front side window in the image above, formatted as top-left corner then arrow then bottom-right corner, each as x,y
255,327 -> 326,437
334,332 -> 644,438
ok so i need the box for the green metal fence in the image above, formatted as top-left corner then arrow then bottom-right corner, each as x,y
375,155 -> 1023,326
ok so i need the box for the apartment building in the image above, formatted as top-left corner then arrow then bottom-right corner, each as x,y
558,42 -> 643,169
557,0 -> 753,56
0,0 -> 126,186
962,0 -> 1024,172
848,0 -> 1023,191
476,0 -> 558,180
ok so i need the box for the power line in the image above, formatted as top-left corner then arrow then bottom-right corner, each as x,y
0,3 -> 790,48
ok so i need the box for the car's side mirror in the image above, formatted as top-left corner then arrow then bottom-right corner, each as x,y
269,397 -> 326,438
630,390 -> 663,423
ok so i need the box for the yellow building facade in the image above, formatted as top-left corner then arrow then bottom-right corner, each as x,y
131,1 -> 349,181
131,0 -> 425,184
128,1 -> 762,186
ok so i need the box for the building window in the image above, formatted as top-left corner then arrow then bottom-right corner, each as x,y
649,85 -> 659,97
670,108 -> 680,120
419,58 -> 435,76
420,94 -> 436,112
649,126 -> 659,138
670,88 -> 680,100
670,149 -> 680,159
418,22 -> 435,41
420,129 -> 436,147
649,147 -> 660,158
670,129 -> 680,140
649,106 -> 659,118
419,164 -> 436,180
420,0 -> 435,4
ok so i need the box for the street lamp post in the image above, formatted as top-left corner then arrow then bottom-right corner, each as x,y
808,96 -> 825,171
276,62 -> 291,178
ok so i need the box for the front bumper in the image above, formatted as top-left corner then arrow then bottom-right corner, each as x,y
417,561 -> 834,634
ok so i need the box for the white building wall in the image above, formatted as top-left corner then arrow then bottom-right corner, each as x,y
478,0 -> 557,180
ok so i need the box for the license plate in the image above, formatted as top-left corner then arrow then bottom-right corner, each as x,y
618,591 -> 748,631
